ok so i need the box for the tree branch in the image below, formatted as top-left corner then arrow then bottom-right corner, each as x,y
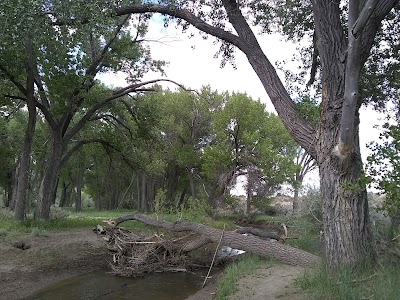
61,138 -> 112,166
336,0 -> 362,158
92,113 -> 133,139
116,2 -> 317,158
62,79 -> 187,146
60,15 -> 131,136
352,0 -> 380,38
23,39 -> 57,130
115,4 -> 245,50
0,64 -> 28,97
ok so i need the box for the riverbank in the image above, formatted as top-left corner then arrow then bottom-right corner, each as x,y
0,228 -> 308,300
0,229 -> 108,300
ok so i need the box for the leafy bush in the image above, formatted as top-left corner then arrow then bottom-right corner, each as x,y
252,197 -> 277,215
180,197 -> 211,222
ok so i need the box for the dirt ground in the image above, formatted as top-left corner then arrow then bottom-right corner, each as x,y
186,264 -> 308,300
0,228 -> 308,300
0,229 -> 109,300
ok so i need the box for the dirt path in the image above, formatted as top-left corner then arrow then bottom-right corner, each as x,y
0,229 -> 108,300
186,264 -> 308,300
228,264 -> 307,300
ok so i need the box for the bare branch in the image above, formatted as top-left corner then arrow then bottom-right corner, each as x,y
352,0 -> 380,38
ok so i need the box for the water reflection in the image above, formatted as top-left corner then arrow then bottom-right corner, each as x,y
28,270 -> 207,300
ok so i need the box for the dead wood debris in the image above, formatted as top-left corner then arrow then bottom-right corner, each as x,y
101,226 -> 193,277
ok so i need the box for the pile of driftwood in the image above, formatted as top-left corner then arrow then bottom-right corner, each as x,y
99,225 -> 194,277
95,214 -> 320,277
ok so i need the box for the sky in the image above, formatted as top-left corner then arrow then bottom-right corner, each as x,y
99,16 -> 385,192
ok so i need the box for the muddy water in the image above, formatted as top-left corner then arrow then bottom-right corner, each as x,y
28,270 -> 211,300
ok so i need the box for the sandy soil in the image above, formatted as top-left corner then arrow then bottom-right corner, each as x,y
0,229 -> 108,300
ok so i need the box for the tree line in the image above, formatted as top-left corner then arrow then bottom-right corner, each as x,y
1,0 -> 399,271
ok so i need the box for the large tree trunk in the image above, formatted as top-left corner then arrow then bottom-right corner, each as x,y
318,124 -> 373,267
112,214 -> 320,268
36,130 -> 63,219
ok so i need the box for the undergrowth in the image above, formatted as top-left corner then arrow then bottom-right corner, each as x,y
297,261 -> 400,300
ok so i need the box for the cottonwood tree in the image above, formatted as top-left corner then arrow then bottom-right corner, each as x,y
0,1 -> 168,219
114,0 -> 398,269
202,92 -> 296,209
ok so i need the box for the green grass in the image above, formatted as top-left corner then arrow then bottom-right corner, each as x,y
214,255 -> 271,300
0,207 -> 140,234
0,207 -> 235,235
297,262 -> 400,300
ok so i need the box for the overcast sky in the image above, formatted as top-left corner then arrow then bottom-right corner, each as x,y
99,17 -> 385,191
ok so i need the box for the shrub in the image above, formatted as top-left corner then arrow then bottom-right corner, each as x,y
49,205 -> 70,220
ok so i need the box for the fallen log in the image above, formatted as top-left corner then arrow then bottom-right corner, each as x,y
111,214 -> 320,268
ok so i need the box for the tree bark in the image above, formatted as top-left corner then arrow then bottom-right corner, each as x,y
59,181 -> 70,207
36,129 -> 63,219
112,214 -> 320,267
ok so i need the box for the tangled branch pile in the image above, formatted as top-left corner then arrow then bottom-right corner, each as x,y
103,226 -> 192,277
95,214 -> 319,277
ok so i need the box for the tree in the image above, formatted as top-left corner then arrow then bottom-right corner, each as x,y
202,92 -> 296,209
0,1 -> 167,219
114,0 -> 398,269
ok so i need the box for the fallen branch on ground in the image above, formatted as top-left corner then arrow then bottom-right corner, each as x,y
110,214 -> 320,268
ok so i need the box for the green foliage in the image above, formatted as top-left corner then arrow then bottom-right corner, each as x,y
180,197 -> 211,222
366,122 -> 400,216
251,197 -> 277,215
215,255 -> 271,300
